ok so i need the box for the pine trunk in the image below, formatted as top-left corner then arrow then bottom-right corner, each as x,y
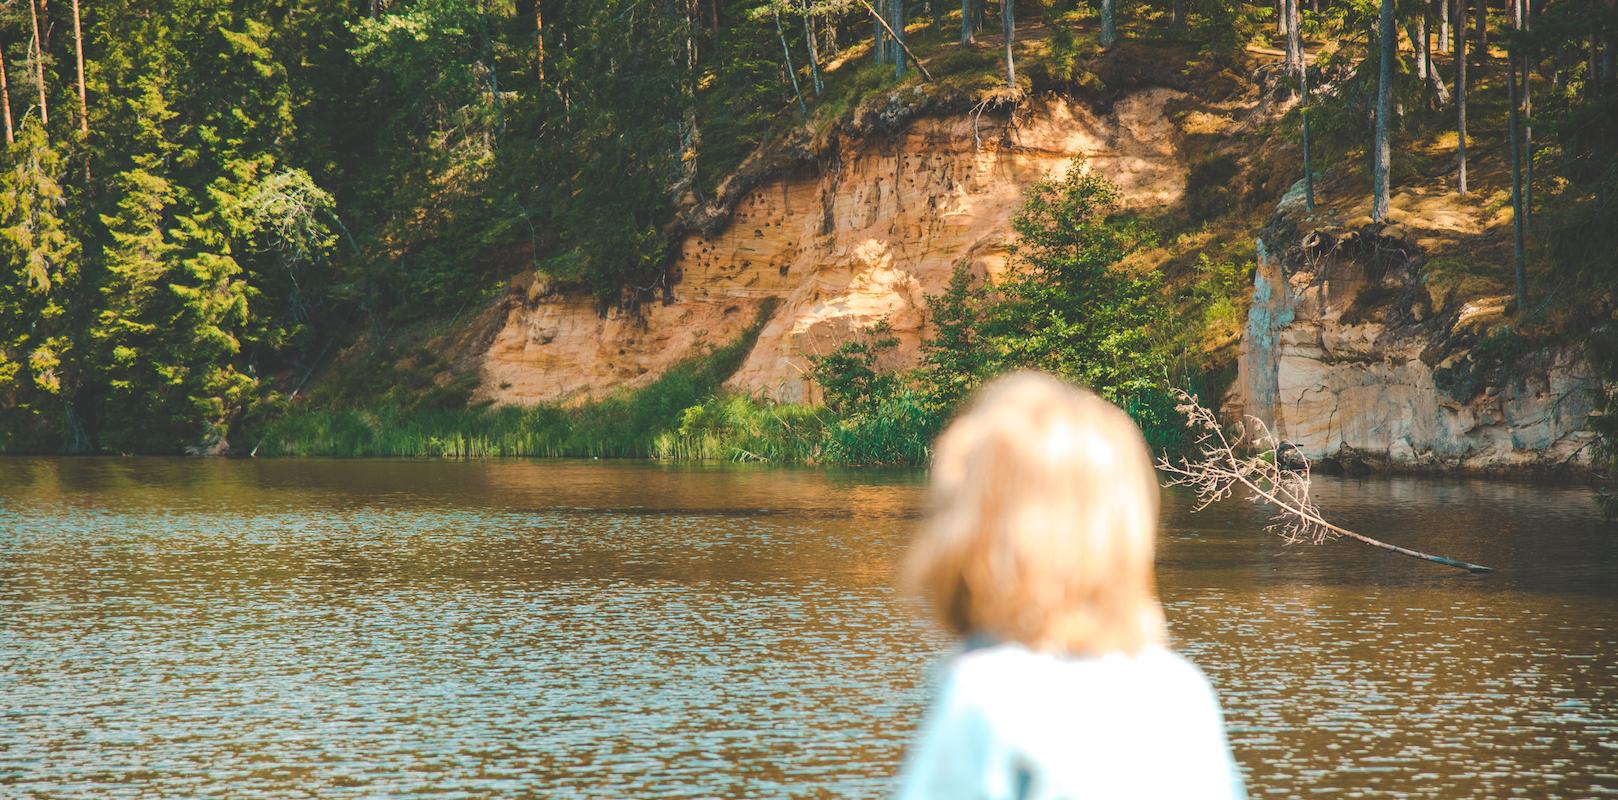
1290,0 -> 1315,210
1284,0 -> 1303,79
1002,0 -> 1014,84
1506,12 -> 1527,307
29,0 -> 47,128
1171,0 -> 1185,32
803,0 -> 823,95
0,38 -> 13,144
1456,0 -> 1469,194
891,0 -> 905,79
1440,0 -> 1450,51
1521,0 -> 1532,231
1373,0 -> 1394,221
536,1 -> 545,82
71,0 -> 86,136
961,0 -> 974,43
875,0 -> 887,64
1415,14 -> 1427,80
775,8 -> 808,116
1101,0 -> 1117,47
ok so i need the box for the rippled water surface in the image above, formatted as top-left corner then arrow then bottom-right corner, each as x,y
2,458 -> 1616,798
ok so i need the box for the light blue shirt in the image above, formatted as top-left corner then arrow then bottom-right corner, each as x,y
896,643 -> 1247,800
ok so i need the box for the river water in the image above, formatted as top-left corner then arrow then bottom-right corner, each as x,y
1,458 -> 1615,798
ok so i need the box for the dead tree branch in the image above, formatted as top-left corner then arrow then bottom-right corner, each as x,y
1157,390 -> 1493,573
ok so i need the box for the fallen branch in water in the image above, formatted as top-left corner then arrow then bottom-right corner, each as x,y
1157,390 -> 1493,574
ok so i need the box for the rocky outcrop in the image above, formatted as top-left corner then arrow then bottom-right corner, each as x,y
1227,184 -> 1598,473
478,89 -> 1190,405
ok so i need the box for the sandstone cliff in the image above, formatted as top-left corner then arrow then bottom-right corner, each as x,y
477,89 -> 1189,405
1227,185 -> 1598,474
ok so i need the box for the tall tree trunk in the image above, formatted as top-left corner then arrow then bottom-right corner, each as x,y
1506,5 -> 1527,307
1408,20 -> 1451,103
875,0 -> 887,64
1101,0 -> 1117,47
961,0 -> 974,43
803,0 -> 823,95
1415,13 -> 1428,80
1002,0 -> 1015,84
29,0 -> 46,129
1289,0 -> 1315,210
0,37 -> 14,144
857,0 -> 934,79
1521,0 -> 1532,231
1172,0 -> 1185,32
1373,0 -> 1394,221
1456,0 -> 1469,194
891,0 -> 906,79
1440,0 -> 1450,51
1284,0 -> 1303,79
775,7 -> 808,116
71,0 -> 86,136
535,0 -> 545,82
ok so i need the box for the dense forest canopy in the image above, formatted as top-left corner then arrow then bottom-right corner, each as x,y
0,0 -> 1613,455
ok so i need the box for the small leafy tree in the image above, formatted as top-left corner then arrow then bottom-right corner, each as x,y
809,319 -> 900,416
985,164 -> 1174,417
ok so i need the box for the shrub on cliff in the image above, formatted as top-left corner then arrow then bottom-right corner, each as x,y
805,161 -> 1187,459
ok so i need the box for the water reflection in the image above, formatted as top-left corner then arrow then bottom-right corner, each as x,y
2,458 -> 1615,797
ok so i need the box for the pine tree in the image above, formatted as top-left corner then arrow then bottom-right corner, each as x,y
0,121 -> 83,450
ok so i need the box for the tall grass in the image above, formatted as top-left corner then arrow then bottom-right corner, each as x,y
256,302 -> 787,459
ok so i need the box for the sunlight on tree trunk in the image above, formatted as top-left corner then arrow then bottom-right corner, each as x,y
1372,0 -> 1394,221
72,0 -> 87,136
1287,0 -> 1314,210
774,7 -> 808,116
803,0 -> 823,96
0,37 -> 14,144
1002,0 -> 1015,83
1456,0 -> 1469,194
29,0 -> 47,129
535,1 -> 545,82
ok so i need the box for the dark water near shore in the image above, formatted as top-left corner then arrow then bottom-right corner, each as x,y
2,458 -> 1616,798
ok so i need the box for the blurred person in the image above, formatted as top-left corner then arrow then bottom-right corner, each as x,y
896,372 -> 1245,800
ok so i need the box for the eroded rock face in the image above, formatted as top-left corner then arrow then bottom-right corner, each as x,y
478,90 -> 1188,405
1228,195 -> 1597,473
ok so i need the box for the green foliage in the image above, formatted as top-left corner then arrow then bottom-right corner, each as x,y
256,298 -> 777,457
803,162 -> 1190,461
808,320 -> 900,416
0,123 -> 82,451
651,394 -> 828,462
2,0 -> 1605,463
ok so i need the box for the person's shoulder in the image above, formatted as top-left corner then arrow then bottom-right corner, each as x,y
1140,647 -> 1221,695
937,642 -> 1053,705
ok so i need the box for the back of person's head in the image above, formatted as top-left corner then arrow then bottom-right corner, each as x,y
905,371 -> 1167,656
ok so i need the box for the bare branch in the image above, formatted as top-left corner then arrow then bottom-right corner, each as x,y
1158,390 -> 1493,573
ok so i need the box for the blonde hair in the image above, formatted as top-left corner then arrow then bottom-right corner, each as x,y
904,371 -> 1167,655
